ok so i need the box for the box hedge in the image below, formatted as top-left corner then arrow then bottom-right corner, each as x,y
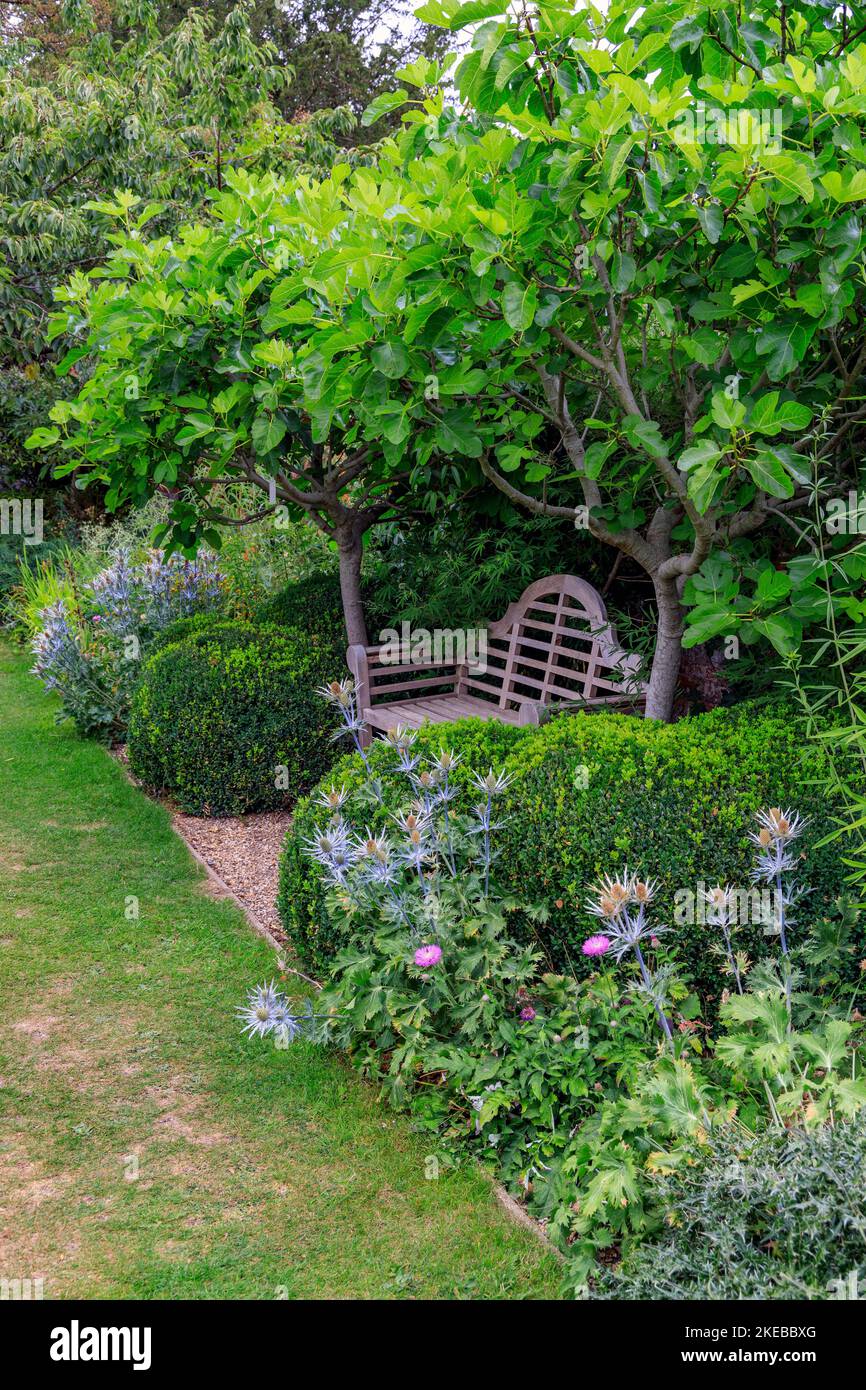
260,571 -> 345,641
279,702 -> 852,994
128,620 -> 342,815
260,569 -> 390,645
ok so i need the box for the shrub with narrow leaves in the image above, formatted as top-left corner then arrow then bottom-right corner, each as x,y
592,1119 -> 866,1301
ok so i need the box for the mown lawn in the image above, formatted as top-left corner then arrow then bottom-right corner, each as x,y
0,646 -> 562,1299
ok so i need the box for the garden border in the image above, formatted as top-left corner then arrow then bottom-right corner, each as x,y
171,811 -> 561,1257
112,747 -> 558,1256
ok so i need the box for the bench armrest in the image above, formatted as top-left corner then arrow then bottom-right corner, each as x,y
346,644 -> 371,711
517,700 -> 543,726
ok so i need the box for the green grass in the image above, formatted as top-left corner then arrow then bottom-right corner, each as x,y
0,646 -> 562,1299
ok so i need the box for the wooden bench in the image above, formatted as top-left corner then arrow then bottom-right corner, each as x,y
347,574 -> 646,746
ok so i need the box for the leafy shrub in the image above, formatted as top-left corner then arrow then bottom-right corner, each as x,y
213,507 -> 334,620
128,620 -> 338,814
498,702 -> 851,999
0,365 -> 70,494
260,568 -> 391,648
147,610 -> 227,654
259,686 -> 866,1293
281,701 -> 851,994
592,1119 -> 866,1300
366,510 -> 607,632
261,570 -> 345,639
30,548 -> 225,738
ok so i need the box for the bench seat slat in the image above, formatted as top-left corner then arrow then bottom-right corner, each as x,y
363,694 -> 525,730
363,704 -> 427,730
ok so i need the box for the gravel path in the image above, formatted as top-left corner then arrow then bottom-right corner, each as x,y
113,747 -> 292,944
171,807 -> 293,944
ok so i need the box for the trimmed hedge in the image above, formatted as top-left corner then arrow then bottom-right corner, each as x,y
260,571 -> 345,641
260,569 -> 389,647
128,620 -> 341,815
279,702 -> 851,993
147,609 -> 226,655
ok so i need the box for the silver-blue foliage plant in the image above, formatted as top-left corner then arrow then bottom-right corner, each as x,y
749,806 -> 809,1023
240,678 -> 515,1045
31,547 -> 225,737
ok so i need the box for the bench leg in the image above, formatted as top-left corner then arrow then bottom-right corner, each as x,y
358,723 -> 373,749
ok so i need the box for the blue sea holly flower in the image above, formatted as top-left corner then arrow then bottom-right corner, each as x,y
752,806 -> 808,845
271,1000 -> 303,1044
410,767 -> 441,810
301,820 -> 354,886
385,724 -> 420,772
584,868 -> 672,1044
316,677 -> 356,709
352,828 -> 393,863
469,767 -> 514,798
237,981 -> 287,1039
749,806 -> 809,882
393,807 -> 431,835
238,986 -> 323,1046
432,748 -> 461,774
302,819 -> 350,858
314,784 -> 349,814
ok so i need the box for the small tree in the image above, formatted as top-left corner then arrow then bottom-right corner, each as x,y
2,0 -> 361,499
30,3 -> 866,705
0,0 -> 287,365
156,0 -> 452,129
370,0 -> 865,718
26,84 -> 490,644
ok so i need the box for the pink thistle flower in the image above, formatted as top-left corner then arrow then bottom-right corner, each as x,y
650,936 -> 661,949
414,943 -> 442,968
519,1006 -> 536,1022
582,934 -> 611,957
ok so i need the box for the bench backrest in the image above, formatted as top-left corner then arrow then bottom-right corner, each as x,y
458,574 -> 645,712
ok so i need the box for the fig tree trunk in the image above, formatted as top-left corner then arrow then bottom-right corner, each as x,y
644,574 -> 685,722
336,524 -> 368,649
